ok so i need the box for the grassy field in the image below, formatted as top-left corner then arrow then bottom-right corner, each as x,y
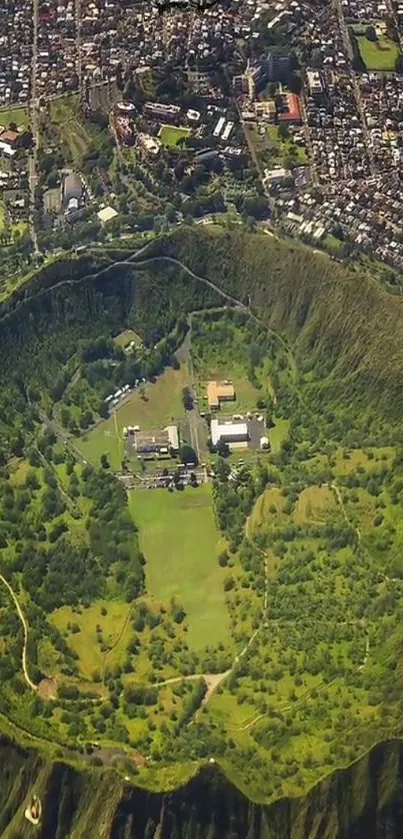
129,484 -> 230,650
0,106 -> 29,129
333,446 -> 394,476
76,365 -> 190,470
247,486 -> 286,536
51,599 -> 133,680
294,485 -> 336,524
356,34 -> 399,70
159,124 -> 191,148
269,417 -> 290,453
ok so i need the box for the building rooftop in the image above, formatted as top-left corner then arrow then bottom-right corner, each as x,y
211,419 -> 249,446
207,380 -> 235,409
97,206 -> 118,224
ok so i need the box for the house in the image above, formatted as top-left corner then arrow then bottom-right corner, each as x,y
0,129 -> 19,146
211,419 -> 249,447
207,380 -> 235,410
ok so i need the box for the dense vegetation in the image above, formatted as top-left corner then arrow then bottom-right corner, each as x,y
1,226 -> 403,813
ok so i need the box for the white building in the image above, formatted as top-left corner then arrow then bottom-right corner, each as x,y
165,425 -> 179,451
211,419 -> 249,448
221,121 -> 234,142
213,116 -> 226,138
187,109 -> 200,123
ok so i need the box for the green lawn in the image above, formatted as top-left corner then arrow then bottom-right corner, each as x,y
76,365 -> 190,470
0,106 -> 29,129
51,599 -> 133,680
356,34 -> 399,70
129,484 -> 229,650
293,485 -> 336,525
247,486 -> 286,536
158,124 -> 191,148
268,417 -> 290,453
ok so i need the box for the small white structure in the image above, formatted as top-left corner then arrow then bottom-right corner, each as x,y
187,108 -> 200,123
117,102 -> 136,113
221,121 -> 234,142
25,795 -> 42,826
97,206 -> 118,224
260,436 -> 270,450
0,140 -> 16,157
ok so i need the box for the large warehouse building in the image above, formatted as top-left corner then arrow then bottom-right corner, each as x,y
211,418 -> 249,448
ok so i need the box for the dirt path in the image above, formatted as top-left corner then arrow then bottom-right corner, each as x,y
330,482 -> 361,544
0,574 -> 37,693
101,604 -> 133,684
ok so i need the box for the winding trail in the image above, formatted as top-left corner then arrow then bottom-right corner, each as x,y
0,574 -> 37,693
330,482 -> 361,544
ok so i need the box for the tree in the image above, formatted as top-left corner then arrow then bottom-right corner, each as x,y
216,439 -> 230,458
365,25 -> 377,41
179,444 -> 197,465
219,551 -> 229,567
181,387 -> 193,411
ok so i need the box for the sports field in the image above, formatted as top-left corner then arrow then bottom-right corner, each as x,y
159,124 -> 191,147
76,365 -> 190,470
356,34 -> 399,71
129,484 -> 230,650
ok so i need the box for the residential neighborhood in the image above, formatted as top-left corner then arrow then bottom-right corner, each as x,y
1,0 -> 403,272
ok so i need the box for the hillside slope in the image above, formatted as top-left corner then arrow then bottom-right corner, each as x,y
0,228 -> 403,832
147,227 -> 403,417
0,736 -> 403,838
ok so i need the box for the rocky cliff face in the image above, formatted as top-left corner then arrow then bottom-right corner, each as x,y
1,738 -> 403,838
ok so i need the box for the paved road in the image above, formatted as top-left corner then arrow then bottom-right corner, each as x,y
28,0 -> 40,255
76,0 -> 83,98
